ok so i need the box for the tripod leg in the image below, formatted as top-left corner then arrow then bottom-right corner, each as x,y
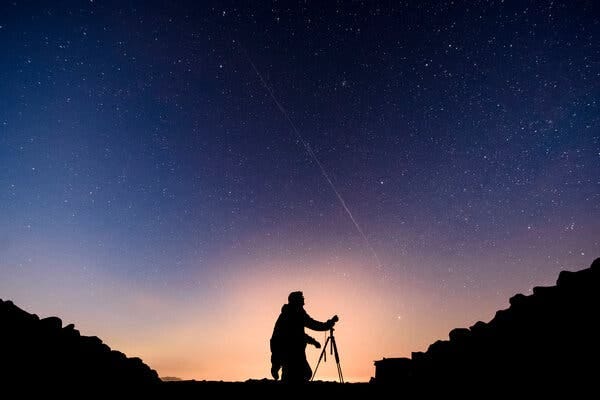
311,336 -> 330,381
331,337 -> 344,383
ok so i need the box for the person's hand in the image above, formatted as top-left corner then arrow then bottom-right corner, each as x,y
327,315 -> 339,328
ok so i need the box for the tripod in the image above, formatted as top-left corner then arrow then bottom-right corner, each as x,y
311,328 -> 344,383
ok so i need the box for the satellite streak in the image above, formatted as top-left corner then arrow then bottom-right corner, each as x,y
244,51 -> 383,270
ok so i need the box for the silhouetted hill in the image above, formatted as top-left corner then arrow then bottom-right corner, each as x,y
0,299 -> 159,387
374,258 -> 599,393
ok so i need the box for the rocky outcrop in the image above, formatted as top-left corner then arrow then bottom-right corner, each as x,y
374,258 -> 599,392
0,299 -> 160,386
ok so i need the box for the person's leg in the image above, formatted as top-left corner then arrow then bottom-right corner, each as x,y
281,360 -> 290,382
302,357 -> 312,382
285,356 -> 304,383
271,362 -> 280,380
270,353 -> 281,380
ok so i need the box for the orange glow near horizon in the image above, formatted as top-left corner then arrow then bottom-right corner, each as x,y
116,257 -> 403,382
2,244 -> 552,383
0,254 -> 517,382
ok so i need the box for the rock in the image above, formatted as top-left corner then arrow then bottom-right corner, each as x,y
40,316 -> 62,330
557,270 -> 577,287
374,260 -> 599,392
449,328 -> 470,342
63,323 -> 80,337
82,335 -> 103,346
427,340 -> 450,357
469,321 -> 487,332
532,285 -> 556,297
509,293 -> 528,307
0,301 -> 160,386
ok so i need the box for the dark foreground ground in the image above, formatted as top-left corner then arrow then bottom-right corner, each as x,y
148,378 -> 583,398
153,379 -> 382,397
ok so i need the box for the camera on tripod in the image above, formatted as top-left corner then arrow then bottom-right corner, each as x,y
312,314 -> 343,383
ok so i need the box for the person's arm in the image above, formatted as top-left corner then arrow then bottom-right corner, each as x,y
303,311 -> 338,331
305,334 -> 321,348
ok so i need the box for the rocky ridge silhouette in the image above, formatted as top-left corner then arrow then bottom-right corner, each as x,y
374,258 -> 599,393
0,299 -> 159,386
2,257 -> 597,395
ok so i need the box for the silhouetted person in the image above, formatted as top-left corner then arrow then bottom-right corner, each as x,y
270,291 -> 338,383
271,333 -> 321,381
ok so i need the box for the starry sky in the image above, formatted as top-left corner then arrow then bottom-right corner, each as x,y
0,0 -> 598,382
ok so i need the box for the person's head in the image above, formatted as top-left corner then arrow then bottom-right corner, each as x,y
288,291 -> 305,307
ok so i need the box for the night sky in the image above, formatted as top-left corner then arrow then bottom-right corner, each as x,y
1,1 -> 598,382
